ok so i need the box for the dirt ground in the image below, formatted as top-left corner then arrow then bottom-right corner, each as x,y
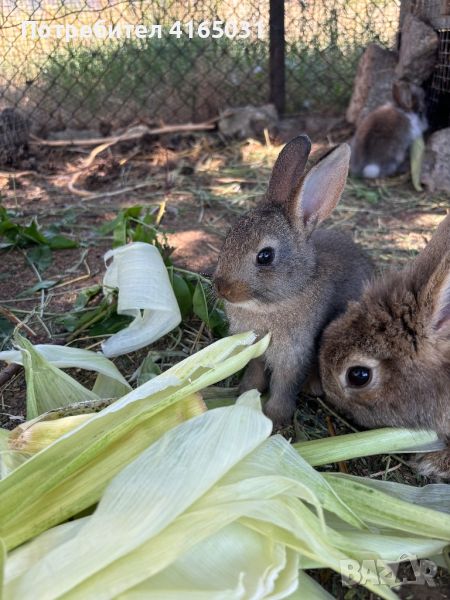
0,124 -> 449,599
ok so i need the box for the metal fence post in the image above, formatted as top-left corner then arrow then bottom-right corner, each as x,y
269,0 -> 285,115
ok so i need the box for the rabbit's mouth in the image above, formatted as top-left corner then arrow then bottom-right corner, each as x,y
213,276 -> 252,303
226,299 -> 267,313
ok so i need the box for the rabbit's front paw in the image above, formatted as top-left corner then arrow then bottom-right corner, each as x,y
239,358 -> 269,395
264,397 -> 296,432
415,448 -> 450,481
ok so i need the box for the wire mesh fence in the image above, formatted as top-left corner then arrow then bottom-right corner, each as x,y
0,0 -> 400,130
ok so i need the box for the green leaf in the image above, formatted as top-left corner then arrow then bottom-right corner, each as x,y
47,235 -> 78,250
0,209 -> 78,251
123,205 -> 144,220
193,280 -> 210,327
132,213 -> 158,245
113,216 -> 127,247
19,280 -> 58,296
21,220 -> 48,245
88,314 -> 133,336
0,317 -> 14,343
26,246 -> 52,272
136,354 -> 162,385
73,285 -> 102,311
209,306 -> 228,337
58,313 -> 81,333
171,273 -> 193,319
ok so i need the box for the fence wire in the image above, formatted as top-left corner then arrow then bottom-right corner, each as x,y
0,0 -> 400,130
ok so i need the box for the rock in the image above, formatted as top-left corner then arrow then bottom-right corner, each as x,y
421,128 -> 450,192
0,107 -> 30,165
346,44 -> 398,125
218,104 -> 278,139
396,14 -> 438,84
399,0 -> 413,30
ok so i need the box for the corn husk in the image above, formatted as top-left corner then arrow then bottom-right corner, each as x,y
4,392 -> 450,600
0,336 -> 131,418
0,332 -> 269,550
8,414 -> 94,453
294,427 -> 443,466
101,243 -> 181,357
410,134 -> 425,192
330,473 -> 450,514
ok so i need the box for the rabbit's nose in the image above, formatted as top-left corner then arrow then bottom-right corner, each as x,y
214,276 -> 233,300
214,276 -> 250,303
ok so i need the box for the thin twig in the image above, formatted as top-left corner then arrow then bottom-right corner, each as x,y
0,306 -> 36,337
21,250 -> 45,318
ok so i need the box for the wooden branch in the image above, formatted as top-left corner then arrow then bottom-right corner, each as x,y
30,121 -> 216,148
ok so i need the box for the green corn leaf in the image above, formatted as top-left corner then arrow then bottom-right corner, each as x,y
324,473 -> 450,541
333,474 -> 450,514
20,336 -> 98,418
0,337 -> 132,418
410,135 -> 425,192
294,428 -> 441,466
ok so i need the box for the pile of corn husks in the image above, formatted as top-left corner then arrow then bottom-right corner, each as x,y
1,331 -> 449,600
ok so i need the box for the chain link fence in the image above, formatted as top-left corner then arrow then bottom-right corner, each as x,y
0,0 -> 400,131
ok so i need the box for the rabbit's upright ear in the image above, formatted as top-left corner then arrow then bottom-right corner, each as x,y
393,80 -> 413,111
292,143 -> 350,231
393,80 -> 425,113
424,254 -> 450,336
266,135 -> 311,207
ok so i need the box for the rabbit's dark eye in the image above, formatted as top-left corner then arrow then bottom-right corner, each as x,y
346,366 -> 372,388
257,247 -> 275,265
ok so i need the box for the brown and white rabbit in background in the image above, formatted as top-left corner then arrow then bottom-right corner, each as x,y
350,81 -> 427,179
320,211 -> 450,480
213,135 -> 373,429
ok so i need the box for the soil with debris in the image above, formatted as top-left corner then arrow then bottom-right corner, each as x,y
0,125 -> 449,598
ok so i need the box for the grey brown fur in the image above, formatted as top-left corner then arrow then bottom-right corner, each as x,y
320,211 -> 450,480
350,81 -> 427,179
213,135 -> 373,428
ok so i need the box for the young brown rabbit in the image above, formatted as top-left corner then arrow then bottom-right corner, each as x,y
213,135 -> 373,429
350,81 -> 427,179
320,211 -> 450,479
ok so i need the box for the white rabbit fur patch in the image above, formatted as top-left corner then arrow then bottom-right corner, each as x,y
362,164 -> 380,178
405,111 -> 428,139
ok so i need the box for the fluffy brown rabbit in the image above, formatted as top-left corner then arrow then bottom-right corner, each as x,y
320,211 -> 450,479
350,81 -> 427,179
213,135 -> 373,429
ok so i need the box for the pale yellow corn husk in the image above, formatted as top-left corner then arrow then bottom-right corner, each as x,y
6,393 -> 450,600
0,332 -> 269,550
9,415 -> 95,453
